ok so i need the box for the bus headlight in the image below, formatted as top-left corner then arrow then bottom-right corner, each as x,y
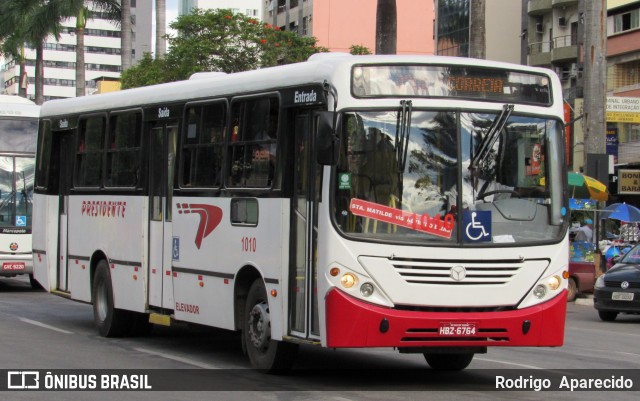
595,275 -> 605,289
340,273 -> 357,288
547,275 -> 561,291
360,282 -> 374,297
533,284 -> 547,299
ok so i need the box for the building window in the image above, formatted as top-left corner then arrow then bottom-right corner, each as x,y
614,9 -> 640,33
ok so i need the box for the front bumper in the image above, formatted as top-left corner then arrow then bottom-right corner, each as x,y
325,288 -> 566,348
594,288 -> 640,313
0,255 -> 33,276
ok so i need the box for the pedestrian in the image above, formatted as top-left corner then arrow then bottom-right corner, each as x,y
574,218 -> 593,243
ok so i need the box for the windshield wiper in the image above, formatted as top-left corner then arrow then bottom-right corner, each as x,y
395,100 -> 413,174
469,104 -> 514,171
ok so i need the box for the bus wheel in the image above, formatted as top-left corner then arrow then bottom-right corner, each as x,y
92,260 -> 128,337
244,279 -> 298,372
29,274 -> 43,290
567,278 -> 577,302
424,353 -> 474,371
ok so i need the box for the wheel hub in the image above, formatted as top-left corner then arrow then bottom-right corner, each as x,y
248,302 -> 270,350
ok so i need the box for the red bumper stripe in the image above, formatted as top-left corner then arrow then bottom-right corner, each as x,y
325,288 -> 566,348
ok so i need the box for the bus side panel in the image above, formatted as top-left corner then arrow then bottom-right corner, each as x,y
170,197 -> 288,338
67,196 -> 146,311
32,193 -> 54,292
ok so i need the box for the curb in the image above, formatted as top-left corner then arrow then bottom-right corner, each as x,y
574,296 -> 594,307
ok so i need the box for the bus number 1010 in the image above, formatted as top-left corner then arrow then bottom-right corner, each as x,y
241,237 -> 257,253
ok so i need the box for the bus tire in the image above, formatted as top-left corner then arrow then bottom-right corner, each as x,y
29,274 -> 43,290
598,310 -> 618,322
567,278 -> 577,302
424,352 -> 474,371
92,260 -> 128,337
243,279 -> 298,372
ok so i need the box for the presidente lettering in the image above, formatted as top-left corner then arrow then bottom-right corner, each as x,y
81,201 -> 127,218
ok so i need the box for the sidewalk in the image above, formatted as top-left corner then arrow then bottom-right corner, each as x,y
574,294 -> 594,306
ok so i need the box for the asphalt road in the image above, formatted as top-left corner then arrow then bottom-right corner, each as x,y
1,275 -> 638,400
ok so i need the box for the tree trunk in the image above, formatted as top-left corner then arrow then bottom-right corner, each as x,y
155,0 -> 167,58
76,26 -> 86,97
469,0 -> 486,59
375,0 -> 397,54
76,7 -> 87,97
121,0 -> 132,70
35,43 -> 44,105
18,47 -> 28,98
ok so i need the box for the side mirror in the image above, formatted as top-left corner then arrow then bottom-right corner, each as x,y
316,111 -> 339,166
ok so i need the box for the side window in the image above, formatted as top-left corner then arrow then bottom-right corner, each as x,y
106,111 -> 142,188
227,97 -> 278,188
181,102 -> 226,188
76,116 -> 105,187
35,120 -> 52,190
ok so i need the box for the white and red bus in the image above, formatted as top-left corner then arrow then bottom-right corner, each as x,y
0,95 -> 39,288
33,54 -> 569,371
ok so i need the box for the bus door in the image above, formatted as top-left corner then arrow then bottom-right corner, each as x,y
147,121 -> 178,309
289,111 -> 321,338
55,130 -> 75,292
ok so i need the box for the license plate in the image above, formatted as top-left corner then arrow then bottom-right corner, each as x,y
438,322 -> 477,336
2,262 -> 25,271
612,292 -> 634,301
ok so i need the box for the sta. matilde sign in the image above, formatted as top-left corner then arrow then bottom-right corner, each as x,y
606,96 -> 640,123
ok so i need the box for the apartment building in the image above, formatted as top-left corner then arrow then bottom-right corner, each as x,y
1,1 -> 152,101
180,0 -> 262,19
435,0 -> 522,64
262,0 -> 434,54
606,0 -> 640,205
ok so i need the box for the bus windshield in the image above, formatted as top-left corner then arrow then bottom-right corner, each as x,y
0,156 -> 35,228
334,108 -> 566,245
0,119 -> 38,153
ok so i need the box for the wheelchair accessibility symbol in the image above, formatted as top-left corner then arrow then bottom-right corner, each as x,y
463,211 -> 491,242
15,216 -> 27,226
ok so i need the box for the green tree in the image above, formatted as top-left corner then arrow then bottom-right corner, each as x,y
0,0 -> 67,104
121,8 -> 328,88
120,52 -> 168,88
349,45 -> 372,55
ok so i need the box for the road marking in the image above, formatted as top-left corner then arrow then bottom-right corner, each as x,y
19,318 -> 73,334
133,347 -> 221,369
474,356 -> 543,369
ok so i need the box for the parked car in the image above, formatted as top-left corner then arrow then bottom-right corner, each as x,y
593,243 -> 640,321
568,261 -> 595,302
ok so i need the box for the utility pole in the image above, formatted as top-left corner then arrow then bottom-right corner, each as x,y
582,0 -> 607,167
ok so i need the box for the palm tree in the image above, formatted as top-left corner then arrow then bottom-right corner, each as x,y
0,0 -> 66,104
61,1 -> 121,97
121,0 -> 132,71
469,0 -> 485,59
156,0 -> 167,58
375,0 -> 397,54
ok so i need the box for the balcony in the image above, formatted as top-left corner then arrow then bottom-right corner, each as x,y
552,0 -> 579,8
551,35 -> 578,62
528,0 -> 552,16
528,41 -> 552,66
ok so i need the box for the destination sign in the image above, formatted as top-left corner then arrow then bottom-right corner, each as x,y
352,65 -> 552,106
